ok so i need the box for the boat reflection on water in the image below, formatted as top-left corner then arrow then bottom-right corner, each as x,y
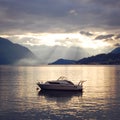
38,90 -> 83,103
38,90 -> 83,97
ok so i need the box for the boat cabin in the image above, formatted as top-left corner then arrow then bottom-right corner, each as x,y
45,76 -> 74,85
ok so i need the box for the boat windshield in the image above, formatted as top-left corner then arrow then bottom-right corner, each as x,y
45,76 -> 74,85
47,81 -> 60,84
64,80 -> 74,85
57,76 -> 74,85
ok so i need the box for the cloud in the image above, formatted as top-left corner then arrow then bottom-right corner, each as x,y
114,43 -> 120,47
55,38 -> 81,46
95,34 -> 114,40
15,58 -> 40,66
80,31 -> 93,36
115,34 -> 120,39
0,0 -> 120,54
69,9 -> 78,16
0,0 -> 119,35
89,0 -> 120,7
2,35 -> 43,46
93,33 -> 120,48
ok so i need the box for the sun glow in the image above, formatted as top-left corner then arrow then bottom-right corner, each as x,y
81,39 -> 110,49
38,33 -> 82,46
25,33 -> 110,48
2,32 -> 110,49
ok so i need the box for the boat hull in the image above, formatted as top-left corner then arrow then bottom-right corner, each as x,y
37,83 -> 83,91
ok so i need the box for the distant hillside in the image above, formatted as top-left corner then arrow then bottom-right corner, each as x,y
49,58 -> 75,65
49,47 -> 120,65
76,51 -> 120,65
110,47 -> 120,54
0,37 -> 37,65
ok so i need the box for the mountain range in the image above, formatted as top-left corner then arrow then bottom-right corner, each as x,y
1,37 -> 120,65
50,48 -> 120,65
49,59 -> 75,65
0,37 -> 37,65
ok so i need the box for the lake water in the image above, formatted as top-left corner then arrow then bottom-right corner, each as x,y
0,65 -> 120,120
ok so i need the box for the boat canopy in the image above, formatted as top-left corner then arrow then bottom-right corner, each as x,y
57,76 -> 74,85
45,76 -> 74,85
57,76 -> 67,80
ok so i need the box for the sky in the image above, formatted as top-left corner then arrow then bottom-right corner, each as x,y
0,0 -> 120,63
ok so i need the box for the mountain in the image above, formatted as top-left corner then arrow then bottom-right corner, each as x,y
110,47 -> 120,54
49,58 -> 75,65
0,37 -> 37,65
76,48 -> 120,64
49,47 -> 120,65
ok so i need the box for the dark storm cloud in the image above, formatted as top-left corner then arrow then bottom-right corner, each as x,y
80,31 -> 93,36
95,34 -> 114,40
0,0 -> 120,34
89,0 -> 120,7
88,0 -> 120,27
115,34 -> 120,39
0,0 -> 72,33
114,43 -> 120,47
0,0 -> 68,17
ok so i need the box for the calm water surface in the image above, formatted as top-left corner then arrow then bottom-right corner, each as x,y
0,65 -> 120,120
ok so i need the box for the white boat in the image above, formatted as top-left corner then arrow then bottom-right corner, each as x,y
37,76 -> 86,91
